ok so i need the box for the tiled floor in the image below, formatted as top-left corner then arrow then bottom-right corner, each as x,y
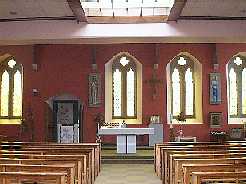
94,164 -> 162,184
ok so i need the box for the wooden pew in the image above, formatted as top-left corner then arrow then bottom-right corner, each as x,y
0,142 -> 101,184
163,149 -> 245,183
182,163 -> 246,184
0,142 -> 101,177
19,147 -> 95,184
155,142 -> 246,177
0,163 -> 75,184
191,171 -> 246,184
0,157 -> 85,184
154,142 -> 222,175
158,144 -> 246,182
1,142 -> 100,184
170,152 -> 246,184
14,142 -> 101,178
0,171 -> 67,184
172,157 -> 246,184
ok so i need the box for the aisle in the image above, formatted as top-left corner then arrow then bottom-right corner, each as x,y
94,164 -> 162,184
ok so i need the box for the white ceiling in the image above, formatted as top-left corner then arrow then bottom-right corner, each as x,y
0,0 -> 245,22
0,0 -> 74,20
181,0 -> 246,18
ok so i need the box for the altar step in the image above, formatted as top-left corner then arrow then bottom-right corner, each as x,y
102,156 -> 154,164
102,145 -> 154,150
101,146 -> 154,164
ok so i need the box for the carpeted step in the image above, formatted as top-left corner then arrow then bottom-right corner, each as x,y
102,146 -> 154,150
102,155 -> 153,159
102,158 -> 154,164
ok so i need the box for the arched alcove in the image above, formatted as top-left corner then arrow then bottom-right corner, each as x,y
45,93 -> 83,142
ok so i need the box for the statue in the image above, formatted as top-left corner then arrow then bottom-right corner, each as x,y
91,77 -> 98,104
89,73 -> 101,107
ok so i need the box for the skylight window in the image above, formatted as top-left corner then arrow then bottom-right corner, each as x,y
80,0 -> 174,17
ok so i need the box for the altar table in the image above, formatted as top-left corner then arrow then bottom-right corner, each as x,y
98,127 -> 154,154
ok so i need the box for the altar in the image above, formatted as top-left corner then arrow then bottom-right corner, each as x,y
98,127 -> 154,154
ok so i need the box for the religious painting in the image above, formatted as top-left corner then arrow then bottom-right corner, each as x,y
209,73 -> 221,104
57,103 -> 74,125
210,112 -> 222,128
230,128 -> 243,140
89,73 -> 101,107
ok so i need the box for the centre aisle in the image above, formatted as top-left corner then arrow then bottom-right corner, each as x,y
94,164 -> 162,184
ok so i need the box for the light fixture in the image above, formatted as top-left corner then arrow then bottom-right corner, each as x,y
154,63 -> 158,70
213,63 -> 219,71
32,88 -> 38,96
32,64 -> 38,71
92,63 -> 97,71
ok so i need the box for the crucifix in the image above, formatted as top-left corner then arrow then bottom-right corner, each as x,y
146,64 -> 162,100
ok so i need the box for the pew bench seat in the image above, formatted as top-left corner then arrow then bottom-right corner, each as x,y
0,171 -> 67,184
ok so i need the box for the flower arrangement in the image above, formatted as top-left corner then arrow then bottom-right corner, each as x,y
176,112 -> 186,137
176,111 -> 186,122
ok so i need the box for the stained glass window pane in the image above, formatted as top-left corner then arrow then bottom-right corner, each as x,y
13,71 -> 22,116
234,57 -> 242,66
113,69 -> 122,116
242,68 -> 246,114
120,57 -> 129,66
8,59 -> 16,68
229,68 -> 237,115
127,68 -> 135,116
178,57 -> 186,65
185,68 -> 193,116
172,68 -> 180,116
1,71 -> 9,116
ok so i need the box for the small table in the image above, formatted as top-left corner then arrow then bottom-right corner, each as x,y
98,127 -> 154,154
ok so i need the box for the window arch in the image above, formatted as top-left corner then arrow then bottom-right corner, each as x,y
170,55 -> 195,118
105,52 -> 142,124
227,55 -> 246,120
112,55 -> 137,119
167,53 -> 202,124
0,57 -> 23,119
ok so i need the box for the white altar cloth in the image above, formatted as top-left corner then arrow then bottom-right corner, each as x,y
98,127 -> 154,153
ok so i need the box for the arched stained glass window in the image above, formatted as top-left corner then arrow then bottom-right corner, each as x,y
229,68 -> 237,115
13,70 -> 22,116
242,68 -> 246,114
0,58 -> 22,119
126,68 -> 135,117
185,68 -> 194,116
112,56 -> 136,118
1,71 -> 9,116
113,69 -> 122,117
170,56 -> 195,118
228,56 -> 246,118
172,68 -> 180,116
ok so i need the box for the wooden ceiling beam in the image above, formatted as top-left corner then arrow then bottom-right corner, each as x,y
168,0 -> 187,21
67,0 -> 87,22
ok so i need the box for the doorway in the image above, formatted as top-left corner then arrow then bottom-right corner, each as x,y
45,94 -> 83,143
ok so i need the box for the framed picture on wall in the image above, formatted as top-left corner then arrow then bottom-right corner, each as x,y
209,73 -> 222,104
150,115 -> 160,124
230,128 -> 243,140
210,112 -> 222,128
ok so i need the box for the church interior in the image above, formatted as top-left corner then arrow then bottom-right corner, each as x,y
0,0 -> 246,183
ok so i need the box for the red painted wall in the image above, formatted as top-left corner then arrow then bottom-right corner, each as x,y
0,43 -> 245,143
